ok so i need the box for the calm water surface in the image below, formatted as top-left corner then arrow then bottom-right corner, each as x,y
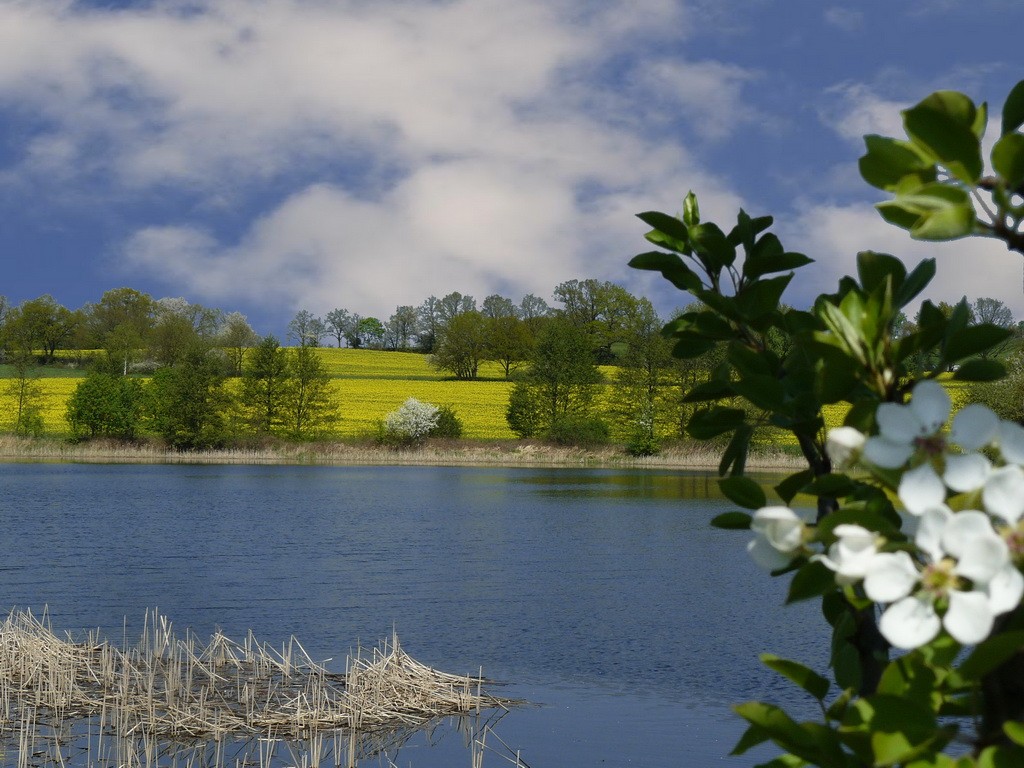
0,463 -> 826,766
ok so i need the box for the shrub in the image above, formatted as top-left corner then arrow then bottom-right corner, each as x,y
506,383 -> 543,437
625,431 -> 661,457
428,405 -> 463,438
546,415 -> 609,447
379,397 -> 440,447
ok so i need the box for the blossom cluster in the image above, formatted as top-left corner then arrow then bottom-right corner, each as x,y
384,397 -> 441,439
748,380 -> 1024,650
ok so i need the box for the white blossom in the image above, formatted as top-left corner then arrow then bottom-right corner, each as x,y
814,524 -> 879,584
862,508 -> 1020,649
826,426 -> 866,469
862,380 -> 950,469
747,506 -> 809,571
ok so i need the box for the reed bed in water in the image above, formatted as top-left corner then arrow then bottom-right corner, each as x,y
0,608 -> 524,768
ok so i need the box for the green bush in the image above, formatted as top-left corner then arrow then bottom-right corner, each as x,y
546,415 -> 609,447
625,431 -> 660,457
428,405 -> 463,438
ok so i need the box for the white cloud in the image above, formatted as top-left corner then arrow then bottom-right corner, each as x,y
0,0 -> 762,316
780,203 -> 1024,319
823,7 -> 864,32
818,83 -> 908,145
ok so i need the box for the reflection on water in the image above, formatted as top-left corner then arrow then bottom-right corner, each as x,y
0,463 -> 824,767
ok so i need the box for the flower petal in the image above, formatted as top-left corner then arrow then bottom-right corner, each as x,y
943,453 -> 992,493
909,380 -> 951,434
876,403 -> 925,443
826,426 -> 866,469
864,551 -> 919,603
955,529 -> 1010,585
983,466 -> 1024,524
879,595 -> 941,650
998,420 -> 1024,465
916,506 -> 953,563
863,436 -> 915,469
940,510 -> 997,560
747,536 -> 795,571
751,506 -> 804,552
950,404 -> 999,451
899,463 -> 946,515
944,590 -> 995,645
987,566 -> 1024,615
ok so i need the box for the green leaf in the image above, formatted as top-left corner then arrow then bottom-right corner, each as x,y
890,183 -> 977,240
636,210 -> 690,243
1004,721 -> 1024,747
728,342 -> 774,377
816,507 -> 902,541
992,132 -> 1024,189
736,274 -> 793,322
895,258 -> 936,309
951,356 -> 1007,382
682,191 -> 700,227
945,323 -> 1013,361
1002,79 -> 1024,136
720,476 -> 767,510
671,334 -> 717,359
859,135 -> 937,191
979,744 -> 1024,768
733,374 -> 787,412
760,654 -> 830,701
958,630 -> 1024,680
787,560 -> 835,603
730,723 -> 770,755
904,96 -> 984,184
687,406 -> 746,440
845,694 -> 943,767
689,222 -> 736,270
856,251 -> 906,294
629,250 -> 703,292
775,469 -> 814,505
832,640 -> 862,692
682,379 -> 736,403
711,511 -> 753,530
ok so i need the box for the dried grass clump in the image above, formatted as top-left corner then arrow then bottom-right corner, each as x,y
0,608 -> 524,768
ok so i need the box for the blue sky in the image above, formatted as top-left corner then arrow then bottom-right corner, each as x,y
1,0 -> 1022,336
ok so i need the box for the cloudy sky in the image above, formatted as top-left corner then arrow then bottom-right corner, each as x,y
1,0 -> 1022,335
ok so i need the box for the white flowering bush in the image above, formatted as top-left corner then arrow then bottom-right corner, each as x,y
631,79 -> 1024,766
380,397 -> 440,447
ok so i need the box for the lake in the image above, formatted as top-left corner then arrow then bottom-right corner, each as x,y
0,462 -> 825,766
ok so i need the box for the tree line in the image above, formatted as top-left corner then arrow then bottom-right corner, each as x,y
1,283 -> 1020,453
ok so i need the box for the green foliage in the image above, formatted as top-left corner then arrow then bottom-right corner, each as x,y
240,335 -> 290,435
66,372 -> 145,439
146,345 -> 230,450
428,405 -> 463,438
546,414 -> 610,447
283,345 -> 337,440
630,78 -> 1024,768
505,382 -> 544,438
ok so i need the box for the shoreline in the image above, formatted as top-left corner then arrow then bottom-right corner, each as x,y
0,436 -> 806,471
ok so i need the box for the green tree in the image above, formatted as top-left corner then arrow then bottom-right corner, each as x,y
506,317 -> 601,437
605,299 -> 673,452
218,312 -> 259,375
553,278 -> 642,362
282,345 -> 337,439
146,345 -> 229,449
287,309 -> 326,347
4,351 -> 44,436
485,314 -> 533,379
66,372 -> 145,439
431,310 -> 488,380
240,335 -> 290,435
3,295 -> 81,364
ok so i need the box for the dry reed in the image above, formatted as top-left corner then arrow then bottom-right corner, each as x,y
0,608 -> 524,768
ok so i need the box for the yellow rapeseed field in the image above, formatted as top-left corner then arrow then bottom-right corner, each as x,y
1,349 -> 984,443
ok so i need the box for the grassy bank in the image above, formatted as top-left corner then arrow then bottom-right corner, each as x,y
0,435 -> 807,471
